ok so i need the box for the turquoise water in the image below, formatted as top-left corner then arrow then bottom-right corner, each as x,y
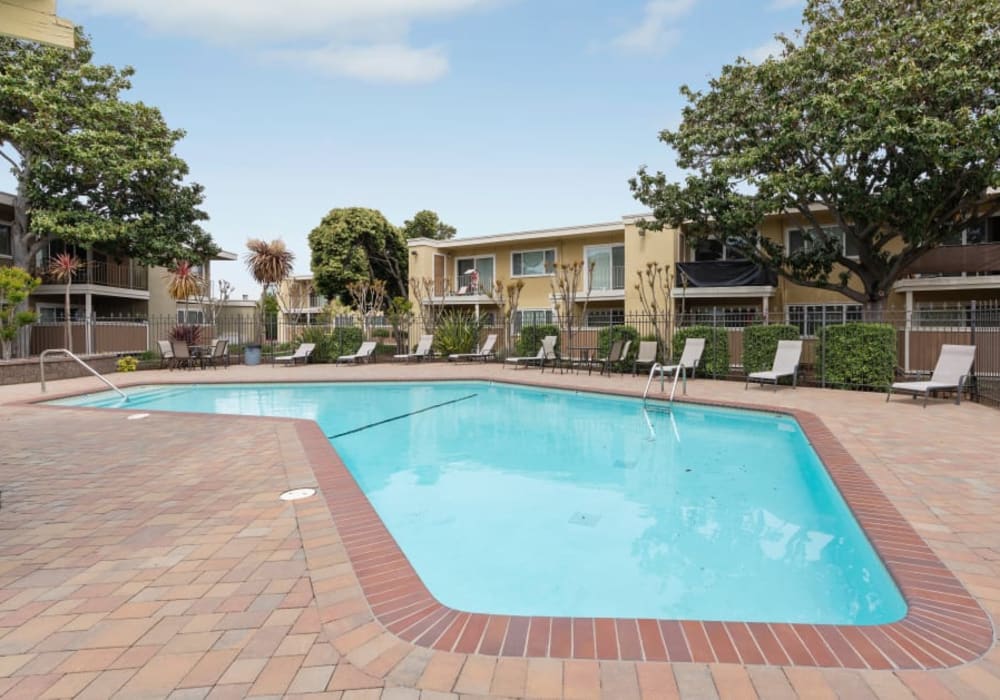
53,381 -> 906,624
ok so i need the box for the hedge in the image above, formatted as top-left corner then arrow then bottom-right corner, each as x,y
671,326 -> 729,377
516,324 -> 560,357
293,326 -> 363,363
818,323 -> 896,388
742,324 -> 801,374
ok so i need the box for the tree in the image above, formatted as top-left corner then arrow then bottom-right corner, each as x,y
245,238 -> 294,345
630,0 -> 1000,310
46,252 -> 83,351
0,267 -> 39,360
346,278 -> 387,340
402,210 -> 457,240
488,278 -> 524,356
0,30 -> 217,280
309,207 -> 408,301
549,261 -> 594,355
634,262 -> 675,362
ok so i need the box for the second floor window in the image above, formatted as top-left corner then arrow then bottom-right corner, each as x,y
942,216 -> 1000,246
788,226 -> 859,258
512,249 -> 555,276
177,309 -> 205,324
0,224 -> 11,257
585,245 -> 625,290
690,237 -> 746,262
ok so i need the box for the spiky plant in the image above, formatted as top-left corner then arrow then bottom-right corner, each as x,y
47,252 -> 84,352
166,260 -> 204,333
244,239 -> 295,344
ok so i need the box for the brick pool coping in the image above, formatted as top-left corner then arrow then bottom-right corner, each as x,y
299,380 -> 993,670
34,377 -> 995,670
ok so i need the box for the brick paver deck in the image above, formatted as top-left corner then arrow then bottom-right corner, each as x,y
1,362 -> 998,698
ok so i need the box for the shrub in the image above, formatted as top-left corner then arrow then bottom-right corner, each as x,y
169,324 -> 201,346
596,325 -> 640,369
293,326 -> 363,362
516,324 -> 560,357
818,323 -> 896,388
742,324 -> 801,374
672,325 -> 729,377
116,355 -> 138,372
434,310 -> 482,355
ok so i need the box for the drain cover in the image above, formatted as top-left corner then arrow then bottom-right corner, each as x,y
569,512 -> 601,527
280,488 -> 316,501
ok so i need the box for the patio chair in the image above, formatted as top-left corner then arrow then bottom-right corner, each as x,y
650,338 -> 705,386
603,340 -> 632,376
504,335 -> 556,369
887,344 -> 976,407
157,339 -> 175,369
449,333 -> 498,362
632,341 -> 658,376
204,339 -> 229,369
337,341 -> 377,364
394,335 -> 434,362
170,340 -> 195,370
746,339 -> 803,391
275,342 -> 315,367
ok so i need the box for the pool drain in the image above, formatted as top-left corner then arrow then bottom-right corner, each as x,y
569,512 -> 601,527
280,488 -> 317,501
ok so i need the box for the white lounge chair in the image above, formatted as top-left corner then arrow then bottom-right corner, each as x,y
651,337 -> 705,381
337,341 -> 377,364
746,339 -> 802,390
887,344 -> 976,407
449,334 -> 497,362
157,339 -> 175,369
274,342 -> 315,366
632,341 -> 658,376
504,335 -> 556,369
394,335 -> 434,362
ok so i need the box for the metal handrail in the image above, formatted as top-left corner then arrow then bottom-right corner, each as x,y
642,362 -> 689,410
40,349 -> 128,400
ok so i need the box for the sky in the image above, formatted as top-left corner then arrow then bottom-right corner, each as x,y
6,0 -> 805,297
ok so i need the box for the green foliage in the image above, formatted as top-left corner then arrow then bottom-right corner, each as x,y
516,324 -> 560,357
0,267 -> 40,359
597,325 -> 640,368
308,208 -> 408,303
0,31 -> 216,270
672,326 -> 729,377
818,323 -> 897,388
433,310 -> 482,355
631,0 -> 1000,307
742,324 -> 801,374
116,355 -> 138,372
401,210 -> 457,240
331,327 -> 364,359
169,324 -> 201,346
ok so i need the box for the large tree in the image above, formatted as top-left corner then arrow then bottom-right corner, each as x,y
0,30 -> 217,275
630,0 -> 1000,309
401,209 -> 456,240
309,207 -> 408,302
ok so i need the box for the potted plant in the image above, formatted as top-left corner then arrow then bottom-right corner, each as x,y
244,238 -> 294,365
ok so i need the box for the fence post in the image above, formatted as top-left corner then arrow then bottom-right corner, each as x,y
820,310 -> 826,389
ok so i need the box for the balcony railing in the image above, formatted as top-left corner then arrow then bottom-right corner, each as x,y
676,260 -> 777,288
452,272 -> 494,296
38,259 -> 149,291
904,242 -> 1000,277
591,265 -> 626,291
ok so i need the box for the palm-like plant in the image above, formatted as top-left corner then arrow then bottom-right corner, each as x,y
47,252 -> 84,352
244,238 -> 294,345
166,260 -> 204,347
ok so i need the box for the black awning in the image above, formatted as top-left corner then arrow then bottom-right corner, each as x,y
677,260 -> 777,288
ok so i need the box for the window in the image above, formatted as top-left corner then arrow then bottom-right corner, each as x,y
0,224 -> 11,257
177,309 -> 205,324
914,302 -> 1000,329
585,309 -> 625,327
585,245 -> 625,290
787,226 -> 859,258
942,216 -> 1000,246
682,305 -> 758,328
37,304 -> 83,322
786,303 -> 862,336
455,256 -> 494,293
515,309 -> 553,331
511,249 -> 555,277
690,237 -> 747,262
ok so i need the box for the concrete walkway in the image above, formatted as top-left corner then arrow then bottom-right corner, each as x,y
0,362 -> 998,698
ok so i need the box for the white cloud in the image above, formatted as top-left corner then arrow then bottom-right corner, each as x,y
611,0 -> 697,54
265,43 -> 448,84
66,0 -> 494,82
744,38 -> 784,63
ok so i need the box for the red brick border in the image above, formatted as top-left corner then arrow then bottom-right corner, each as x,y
299,383 -> 994,669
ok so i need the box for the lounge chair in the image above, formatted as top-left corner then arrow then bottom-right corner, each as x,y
449,334 -> 498,362
275,342 -> 315,366
394,335 -> 434,362
746,339 -> 803,390
606,340 -> 632,376
504,335 -> 556,369
651,337 -> 705,387
632,341 -> 658,376
170,340 -> 194,370
204,339 -> 230,369
157,339 -> 175,369
887,344 -> 976,407
337,341 -> 377,364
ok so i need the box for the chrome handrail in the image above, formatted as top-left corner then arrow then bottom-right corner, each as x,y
40,349 -> 128,400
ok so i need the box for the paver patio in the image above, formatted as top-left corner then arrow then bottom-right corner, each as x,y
0,361 -> 998,698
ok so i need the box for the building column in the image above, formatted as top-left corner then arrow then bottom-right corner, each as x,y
762,296 -> 769,324
84,292 -> 93,355
904,290 -> 913,373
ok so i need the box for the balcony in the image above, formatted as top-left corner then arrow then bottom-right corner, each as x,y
673,261 -> 777,299
438,272 -> 495,302
37,259 -> 149,291
896,242 -> 1000,293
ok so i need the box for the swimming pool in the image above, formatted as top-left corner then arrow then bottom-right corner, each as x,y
53,381 -> 906,625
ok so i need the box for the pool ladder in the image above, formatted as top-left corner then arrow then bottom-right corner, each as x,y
642,362 -> 689,410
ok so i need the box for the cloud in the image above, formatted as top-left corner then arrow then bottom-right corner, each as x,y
66,0 -> 494,82
265,43 -> 448,84
744,38 -> 784,63
611,0 -> 697,54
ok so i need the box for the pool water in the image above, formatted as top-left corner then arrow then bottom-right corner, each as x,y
53,381 -> 906,624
